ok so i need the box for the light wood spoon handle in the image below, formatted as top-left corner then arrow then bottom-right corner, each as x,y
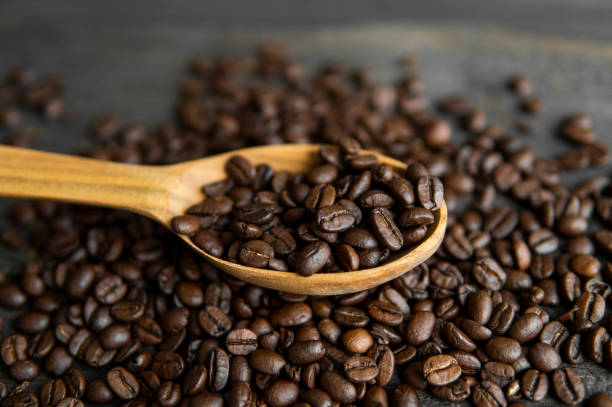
0,145 -> 172,220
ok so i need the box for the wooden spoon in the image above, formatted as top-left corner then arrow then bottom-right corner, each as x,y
0,144 -> 446,295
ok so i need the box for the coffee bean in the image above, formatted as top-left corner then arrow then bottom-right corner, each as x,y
336,244 -> 360,271
423,354 -> 461,386
507,313 -> 543,343
315,204 -> 355,233
86,379 -> 114,404
481,361 -> 514,388
404,312 -> 435,345
370,208 -> 404,251
106,366 -> 140,400
391,384 -> 420,407
226,329 -> 258,355
551,367 -> 584,405
238,240 -> 274,268
65,368 -> 86,398
416,176 -> 444,211
199,306 -> 231,337
41,379 -> 67,407
484,337 -> 521,363
192,230 -> 224,257
521,369 -> 548,401
1,334 -> 28,366
45,346 -> 74,376
472,381 -> 506,407
473,258 -> 507,291
263,379 -> 298,407
9,359 -> 39,381
295,241 -> 332,276
320,370 -> 357,404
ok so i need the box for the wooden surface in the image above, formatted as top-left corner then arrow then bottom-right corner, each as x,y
0,144 -> 447,295
1,3 -> 612,405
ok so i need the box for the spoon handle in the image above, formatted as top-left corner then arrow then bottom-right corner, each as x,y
0,145 -> 172,220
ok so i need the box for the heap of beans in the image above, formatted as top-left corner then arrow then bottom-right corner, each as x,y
171,145 -> 444,275
0,45 -> 610,407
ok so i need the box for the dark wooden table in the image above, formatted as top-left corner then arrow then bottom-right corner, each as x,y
0,1 -> 611,405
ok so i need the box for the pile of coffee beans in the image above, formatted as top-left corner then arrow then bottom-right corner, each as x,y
171,146 -> 443,275
0,44 -> 610,407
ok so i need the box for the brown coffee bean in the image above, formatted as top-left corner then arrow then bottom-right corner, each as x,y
521,369 -> 549,401
226,329 -> 257,355
528,343 -> 561,372
370,207 -> 403,251
344,356 -> 379,383
484,337 -> 521,363
472,381 -> 506,407
551,367 -> 584,405
404,312 -> 435,345
422,354 -> 460,386
391,384 -> 420,407
107,366 -> 140,400
319,370 -> 357,404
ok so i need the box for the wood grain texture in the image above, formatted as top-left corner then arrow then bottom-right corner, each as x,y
0,144 -> 446,295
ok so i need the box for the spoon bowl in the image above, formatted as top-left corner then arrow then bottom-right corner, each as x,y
0,144 -> 446,295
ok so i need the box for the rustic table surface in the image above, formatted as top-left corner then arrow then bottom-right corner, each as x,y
0,1 -> 611,405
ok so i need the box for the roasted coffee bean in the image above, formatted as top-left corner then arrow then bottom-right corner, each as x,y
65,368 -> 86,397
484,206 -> 518,239
207,347 -> 229,392
238,240 -> 274,268
9,359 -> 39,381
480,361 -> 514,388
249,349 -> 286,375
263,379 -> 298,407
86,379 -> 114,404
522,369 -> 548,401
508,313 -> 543,343
45,346 -> 74,376
574,291 -> 605,324
1,334 -> 28,365
343,328 -> 374,354
404,312 -> 435,345
551,367 -> 584,405
473,258 -> 507,290
41,379 -> 67,407
199,306 -> 231,337
570,254 -> 601,277
320,370 -> 357,404
472,381 -> 506,407
295,241 -> 332,276
528,343 -> 561,372
107,366 -> 140,400
416,176 -> 444,211
336,244 -> 360,271
368,208 -> 403,250
441,321 -> 476,352
422,354 -> 461,386
171,215 -> 200,235
316,204 -> 354,233
344,356 -> 379,383
584,326 -> 609,363
391,384 -> 420,407
286,340 -> 325,365
484,337 -> 521,363
226,329 -> 258,355
488,303 -> 515,335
